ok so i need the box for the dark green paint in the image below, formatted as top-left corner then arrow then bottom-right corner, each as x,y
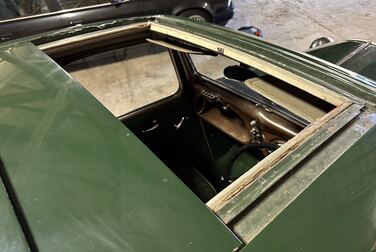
340,44 -> 376,81
217,103 -> 363,224
241,118 -> 376,252
0,15 -> 375,252
307,41 -> 363,64
0,43 -> 241,251
308,41 -> 376,81
0,181 -> 30,252
230,111 -> 376,242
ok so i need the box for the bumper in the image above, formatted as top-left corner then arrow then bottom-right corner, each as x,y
213,7 -> 234,25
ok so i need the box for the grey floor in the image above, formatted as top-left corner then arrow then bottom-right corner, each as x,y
227,0 -> 376,51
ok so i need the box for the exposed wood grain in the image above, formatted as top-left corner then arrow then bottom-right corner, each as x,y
40,22 -> 150,54
150,23 -> 349,106
206,101 -> 352,212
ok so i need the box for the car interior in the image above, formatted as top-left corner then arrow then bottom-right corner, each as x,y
43,25 -> 336,203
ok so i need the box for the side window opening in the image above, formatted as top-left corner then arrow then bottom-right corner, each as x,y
190,53 -> 335,123
64,42 -> 180,117
42,25 -> 362,246
45,26 -> 353,212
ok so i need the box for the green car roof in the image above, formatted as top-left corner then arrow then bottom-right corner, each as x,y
1,15 -> 375,252
0,42 -> 241,251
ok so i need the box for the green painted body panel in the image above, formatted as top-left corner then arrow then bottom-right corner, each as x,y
340,44 -> 376,81
0,182 -> 30,252
0,43 -> 241,251
307,41 -> 364,64
215,104 -> 364,224
1,15 -> 376,251
241,121 -> 376,252
308,41 -> 376,81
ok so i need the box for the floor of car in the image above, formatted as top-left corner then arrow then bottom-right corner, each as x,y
122,96 -> 260,202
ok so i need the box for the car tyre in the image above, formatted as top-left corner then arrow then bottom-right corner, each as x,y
179,10 -> 212,23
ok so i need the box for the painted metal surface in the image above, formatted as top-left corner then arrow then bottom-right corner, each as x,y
0,15 -> 375,251
307,40 -> 364,64
308,41 -> 376,81
241,113 -> 376,252
340,43 -> 376,81
231,110 -> 376,243
0,181 -> 30,252
0,43 -> 241,251
231,109 -> 373,243
140,17 -> 376,248
214,102 -> 362,224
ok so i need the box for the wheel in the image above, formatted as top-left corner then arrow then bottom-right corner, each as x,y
179,10 -> 212,23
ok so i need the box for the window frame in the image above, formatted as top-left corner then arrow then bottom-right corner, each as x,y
117,48 -> 185,121
39,21 -> 364,224
147,22 -> 363,222
41,23 -> 186,119
186,53 -> 313,127
184,50 -> 361,222
63,42 -> 182,118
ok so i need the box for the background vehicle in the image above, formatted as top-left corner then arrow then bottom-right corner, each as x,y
0,0 -> 234,41
0,16 -> 375,252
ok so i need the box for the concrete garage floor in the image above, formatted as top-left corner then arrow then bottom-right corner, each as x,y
226,0 -> 376,51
